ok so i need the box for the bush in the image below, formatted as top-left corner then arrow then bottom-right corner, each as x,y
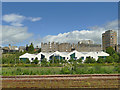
97,57 -> 105,63
60,66 -> 71,74
112,53 -> 119,63
32,57 -> 39,64
77,58 -> 82,63
84,57 -> 96,63
105,56 -> 114,63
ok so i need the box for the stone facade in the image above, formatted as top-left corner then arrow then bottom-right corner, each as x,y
75,43 -> 101,52
41,41 -> 101,53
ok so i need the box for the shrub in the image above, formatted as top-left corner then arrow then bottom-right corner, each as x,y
60,66 -> 71,74
97,57 -> 105,63
77,58 -> 82,63
84,57 -> 96,63
112,53 -> 119,63
32,57 -> 39,64
105,56 -> 114,63
106,47 -> 116,56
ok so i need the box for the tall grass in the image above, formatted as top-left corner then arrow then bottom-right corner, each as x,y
2,65 -> 119,76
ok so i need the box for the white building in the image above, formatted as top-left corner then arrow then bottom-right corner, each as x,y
19,50 -> 109,63
19,53 -> 36,62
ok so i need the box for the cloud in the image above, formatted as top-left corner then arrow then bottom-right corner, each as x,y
39,19 -> 118,45
28,17 -> 42,22
1,25 -> 33,45
3,14 -> 42,26
3,14 -> 25,26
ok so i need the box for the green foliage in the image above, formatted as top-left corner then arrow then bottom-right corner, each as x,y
84,57 -> 96,63
49,63 -> 63,67
77,58 -> 82,63
38,48 -> 41,53
50,56 -> 60,64
2,67 -> 61,76
41,58 -> 49,67
114,65 -> 120,73
2,65 -> 120,76
28,43 -> 34,53
105,56 -> 114,63
60,66 -> 71,74
26,44 -> 29,51
60,65 -> 119,74
97,57 -> 105,63
25,58 -> 30,64
106,47 -> 116,56
32,57 -> 39,64
68,58 -> 75,64
112,53 -> 119,63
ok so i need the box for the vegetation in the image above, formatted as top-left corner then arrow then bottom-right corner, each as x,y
84,57 -> 96,63
26,43 -> 34,53
97,57 -> 105,63
32,57 -> 39,64
2,65 -> 119,76
1,46 -> 120,75
106,47 -> 116,56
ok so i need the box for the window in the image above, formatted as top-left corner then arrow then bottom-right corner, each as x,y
81,57 -> 84,60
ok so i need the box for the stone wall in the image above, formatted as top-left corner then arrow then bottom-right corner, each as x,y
41,42 -> 102,53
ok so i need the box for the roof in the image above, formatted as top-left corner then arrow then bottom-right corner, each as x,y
19,53 -> 36,58
97,51 -> 109,56
19,51 -> 109,59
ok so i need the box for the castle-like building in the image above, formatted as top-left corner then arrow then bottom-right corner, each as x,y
41,40 -> 101,53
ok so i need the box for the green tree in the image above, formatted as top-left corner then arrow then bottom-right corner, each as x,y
28,43 -> 34,53
68,58 -> 74,64
25,58 -> 30,64
112,53 -> 119,63
105,56 -> 114,63
117,53 -> 120,63
33,57 -> 39,64
77,58 -> 82,63
41,58 -> 48,66
50,56 -> 59,63
84,57 -> 96,63
106,47 -> 116,56
97,57 -> 105,63
38,48 -> 41,53
26,44 -> 29,51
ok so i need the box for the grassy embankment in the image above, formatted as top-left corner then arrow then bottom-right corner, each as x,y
2,64 -> 119,76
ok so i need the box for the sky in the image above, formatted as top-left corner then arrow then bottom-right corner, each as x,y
2,2 -> 118,47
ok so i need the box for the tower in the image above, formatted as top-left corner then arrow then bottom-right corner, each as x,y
102,30 -> 117,51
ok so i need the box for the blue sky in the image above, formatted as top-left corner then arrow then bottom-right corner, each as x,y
2,2 -> 118,46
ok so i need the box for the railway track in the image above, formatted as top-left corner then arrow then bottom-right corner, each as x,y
2,74 -> 120,88
2,74 -> 120,78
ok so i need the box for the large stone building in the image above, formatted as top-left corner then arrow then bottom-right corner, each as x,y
102,30 -> 117,51
41,40 -> 101,53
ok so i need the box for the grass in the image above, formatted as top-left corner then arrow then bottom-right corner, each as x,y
2,67 -> 62,76
2,65 -> 119,76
